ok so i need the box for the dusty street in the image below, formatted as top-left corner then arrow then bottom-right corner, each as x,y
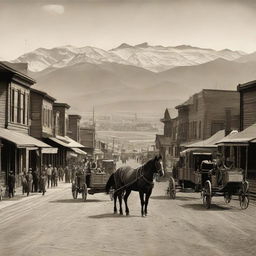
0,160 -> 256,256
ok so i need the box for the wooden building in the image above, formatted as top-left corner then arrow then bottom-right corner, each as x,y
68,115 -> 81,142
80,126 -> 96,156
30,88 -> 58,167
155,109 -> 178,173
175,89 -> 240,151
217,80 -> 256,198
45,103 -> 86,167
0,62 -> 54,186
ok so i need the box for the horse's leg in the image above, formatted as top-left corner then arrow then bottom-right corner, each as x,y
118,192 -> 123,215
139,191 -> 145,217
114,193 -> 117,214
124,189 -> 131,216
144,190 -> 152,216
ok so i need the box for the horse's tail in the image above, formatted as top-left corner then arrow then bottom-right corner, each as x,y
106,173 -> 115,194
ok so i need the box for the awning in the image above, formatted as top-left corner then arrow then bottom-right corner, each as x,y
71,147 -> 87,155
185,130 -> 225,148
41,147 -> 58,154
180,148 -> 215,156
48,135 -> 85,148
216,124 -> 256,145
0,128 -> 55,150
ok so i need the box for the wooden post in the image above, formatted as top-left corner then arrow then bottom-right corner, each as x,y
245,145 -> 248,180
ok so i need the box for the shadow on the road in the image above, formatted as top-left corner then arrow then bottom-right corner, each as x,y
88,213 -> 138,219
151,195 -> 199,201
49,199 -> 107,203
181,203 -> 233,211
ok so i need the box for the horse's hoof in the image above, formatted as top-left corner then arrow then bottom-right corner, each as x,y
114,210 -> 117,214
126,212 -> 129,216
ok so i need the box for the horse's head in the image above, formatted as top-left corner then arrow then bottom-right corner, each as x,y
153,155 -> 164,177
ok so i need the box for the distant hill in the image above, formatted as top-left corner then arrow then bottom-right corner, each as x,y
28,57 -> 256,115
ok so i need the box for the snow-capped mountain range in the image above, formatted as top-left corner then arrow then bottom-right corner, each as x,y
13,43 -> 246,72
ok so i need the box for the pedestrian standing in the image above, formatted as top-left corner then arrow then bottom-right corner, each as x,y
52,167 -> 58,187
39,170 -> 47,195
8,171 -> 16,198
47,164 -> 53,188
20,168 -> 28,195
26,169 -> 33,196
58,166 -> 64,182
32,168 -> 39,192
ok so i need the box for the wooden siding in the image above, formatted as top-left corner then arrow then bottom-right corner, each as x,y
241,89 -> 256,129
30,92 -> 43,138
0,80 -> 7,128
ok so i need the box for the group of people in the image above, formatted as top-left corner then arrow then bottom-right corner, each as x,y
4,158 -> 98,198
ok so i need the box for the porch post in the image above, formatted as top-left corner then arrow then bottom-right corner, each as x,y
245,145 -> 248,180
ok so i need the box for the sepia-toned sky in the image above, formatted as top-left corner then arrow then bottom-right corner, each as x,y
0,0 -> 256,60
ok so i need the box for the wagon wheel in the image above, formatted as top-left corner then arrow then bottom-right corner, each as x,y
72,183 -> 78,199
82,184 -> 88,201
168,177 -> 176,199
224,193 -> 232,204
239,193 -> 249,210
109,188 -> 115,201
203,180 -> 212,209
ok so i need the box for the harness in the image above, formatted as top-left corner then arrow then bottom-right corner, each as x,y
113,162 -> 160,194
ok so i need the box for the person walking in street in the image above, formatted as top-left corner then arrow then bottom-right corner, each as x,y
26,169 -> 33,196
47,164 -> 53,188
20,168 -> 28,195
58,166 -> 64,182
39,170 -> 47,195
8,171 -> 16,198
32,168 -> 39,192
52,167 -> 58,187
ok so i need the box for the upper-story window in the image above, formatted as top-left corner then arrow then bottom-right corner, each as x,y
42,106 -> 53,128
10,88 -> 28,125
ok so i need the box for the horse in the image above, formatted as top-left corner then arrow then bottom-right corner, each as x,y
106,155 -> 164,217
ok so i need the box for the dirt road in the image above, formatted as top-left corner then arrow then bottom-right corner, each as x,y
0,160 -> 255,256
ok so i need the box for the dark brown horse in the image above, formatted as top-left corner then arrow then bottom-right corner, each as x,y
106,155 -> 164,217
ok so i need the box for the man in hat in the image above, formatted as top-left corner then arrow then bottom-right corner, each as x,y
47,164 -> 53,188
8,171 -> 16,198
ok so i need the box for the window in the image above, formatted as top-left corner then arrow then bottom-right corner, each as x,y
199,121 -> 202,139
11,89 -> 15,122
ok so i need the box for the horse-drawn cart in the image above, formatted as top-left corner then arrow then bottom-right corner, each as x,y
198,161 -> 250,209
72,160 -> 116,201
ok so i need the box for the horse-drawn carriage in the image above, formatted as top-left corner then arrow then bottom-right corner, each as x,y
167,148 -> 214,199
72,160 -> 116,201
197,160 -> 250,209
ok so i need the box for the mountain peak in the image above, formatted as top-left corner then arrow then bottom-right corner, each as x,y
114,43 -> 133,50
135,42 -> 149,48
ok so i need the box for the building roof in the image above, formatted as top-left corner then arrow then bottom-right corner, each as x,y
0,62 -> 36,85
185,130 -> 225,148
69,114 -> 81,120
237,80 -> 256,91
216,124 -> 256,145
0,128 -> 53,149
30,87 -> 56,102
48,135 -> 85,148
53,102 -> 70,109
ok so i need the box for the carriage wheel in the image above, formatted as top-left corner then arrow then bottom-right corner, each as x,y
203,180 -> 212,209
168,177 -> 176,199
82,184 -> 88,201
72,184 -> 78,199
224,193 -> 232,204
239,193 -> 249,210
109,188 -> 115,201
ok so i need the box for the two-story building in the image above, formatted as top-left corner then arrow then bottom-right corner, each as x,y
80,126 -> 96,156
0,62 -> 54,186
45,103 -> 86,167
175,89 -> 240,151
